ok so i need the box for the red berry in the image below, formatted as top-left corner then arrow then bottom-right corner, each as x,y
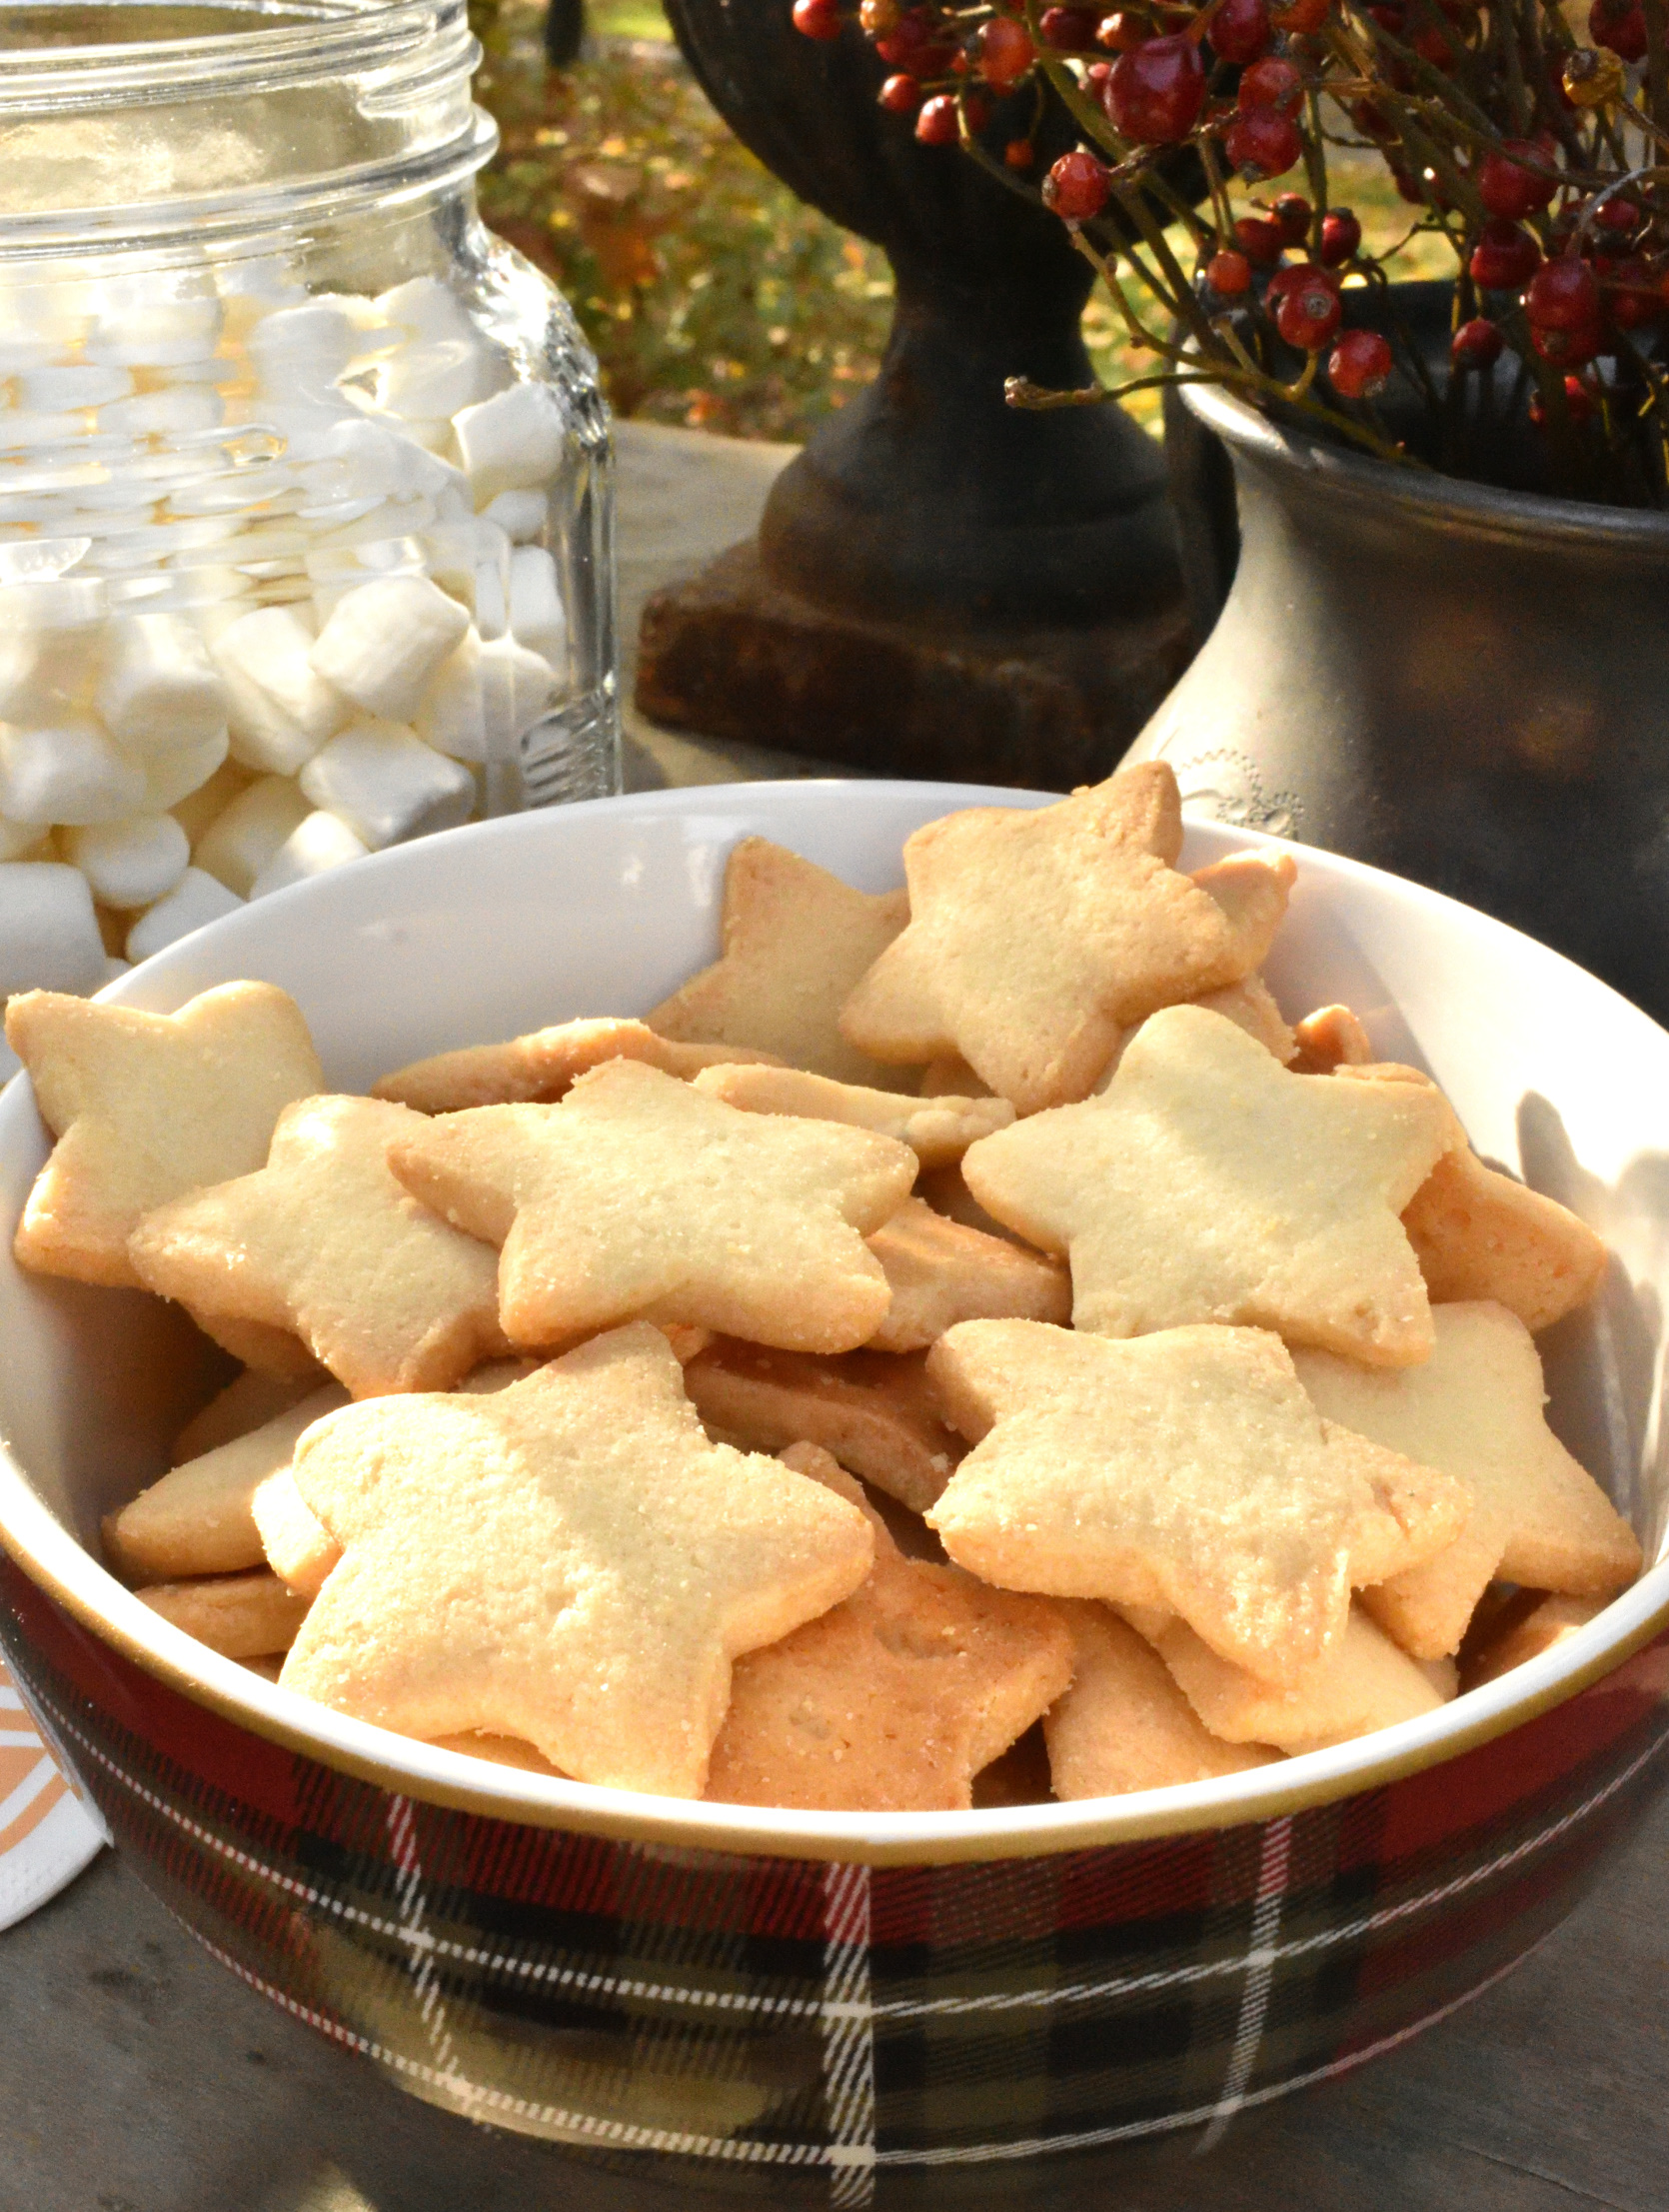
874,9 -> 954,69
1275,272 -> 1343,349
1206,247 -> 1254,294
1265,259 -> 1339,307
858,0 -> 897,29
1327,328 -> 1393,397
1524,256 -> 1601,330
1606,255 -> 1660,328
1224,105 -> 1302,175
792,0 -> 842,36
1210,0 -> 1271,62
1238,54 -> 1303,109
1039,4 -> 1100,47
1348,97 -> 1395,141
1004,135 -> 1035,167
1451,316 -> 1503,370
914,93 -> 960,142
978,16 -> 1035,85
1096,8 -> 1146,44
1529,375 -> 1595,427
1271,0 -> 1329,30
1043,147 -> 1112,218
1234,213 -> 1286,265
1105,34 -> 1206,142
1365,1 -> 1404,26
878,70 -> 921,108
1531,319 -> 1602,365
1476,139 -> 1558,221
1272,192 -> 1312,245
1319,207 -> 1361,265
1596,196 -> 1639,235
1085,58 -> 1112,86
1411,20 -> 1460,66
1468,219 -> 1541,290
1590,0 -> 1648,58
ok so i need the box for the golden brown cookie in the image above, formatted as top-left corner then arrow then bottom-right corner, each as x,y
7,983 -> 323,1288
706,1442 -> 1073,1811
372,1018 -> 783,1113
865,1196 -> 1071,1353
691,1063 -> 1014,1167
1043,1604 -> 1282,1798
1291,1005 -> 1373,1074
924,1320 -> 1467,1686
682,1335 -> 964,1512
386,1058 -> 916,1356
961,1007 -> 1452,1365
171,1367 -> 323,1465
279,1323 -> 875,1797
837,766 -> 1296,1115
1462,1592 -> 1607,1690
128,1095 -> 512,1398
1292,1302 -> 1640,1659
136,1569 -> 313,1658
645,837 -> 912,1089
1090,973 -> 1297,1091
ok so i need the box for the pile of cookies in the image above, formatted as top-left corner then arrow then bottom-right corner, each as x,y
5,764 -> 1645,1811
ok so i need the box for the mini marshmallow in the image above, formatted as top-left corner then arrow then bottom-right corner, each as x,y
247,300 -> 357,395
100,389 -> 226,438
295,419 -> 466,510
480,636 -> 558,751
248,808 -> 370,899
65,813 -> 191,908
453,384 -> 568,504
0,413 -> 88,455
142,726 -> 232,811
192,773 -> 312,895
0,576 -> 107,631
211,604 -> 350,774
309,573 -> 469,721
97,613 -> 229,751
380,338 -> 509,423
0,721 -> 148,826
86,280 -> 222,369
125,866 -> 243,962
482,489 -> 549,543
298,720 -> 474,850
17,365 -> 135,410
0,815 -> 43,862
0,862 -> 108,995
0,627 -> 92,724
509,546 -> 567,671
376,277 -> 479,344
412,627 -> 485,762
422,517 -> 510,621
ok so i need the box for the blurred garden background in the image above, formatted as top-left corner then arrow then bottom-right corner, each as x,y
469,0 -> 1451,444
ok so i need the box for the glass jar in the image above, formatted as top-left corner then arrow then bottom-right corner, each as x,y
0,0 -> 618,1006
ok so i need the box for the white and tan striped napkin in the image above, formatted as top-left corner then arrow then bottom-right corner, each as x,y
0,1651 -> 105,1931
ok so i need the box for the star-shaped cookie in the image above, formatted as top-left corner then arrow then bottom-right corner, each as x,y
372,1017 -> 783,1114
836,765 -> 1296,1114
924,1320 -> 1468,1685
385,1058 -> 916,1355
707,1443 -> 1073,1811
645,837 -> 912,1090
8,983 -> 323,1288
128,1094 -> 512,1398
1292,1301 -> 1641,1659
961,1006 -> 1453,1365
690,1063 -> 1015,1167
279,1324 -> 875,1797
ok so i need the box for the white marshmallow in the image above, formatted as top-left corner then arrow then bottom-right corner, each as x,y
97,613 -> 229,751
380,338 -> 509,423
421,517 -> 510,623
480,636 -> 558,754
482,489 -> 549,543
309,574 -> 469,722
143,726 -> 233,811
86,280 -> 223,369
0,627 -> 92,725
0,413 -> 88,454
16,365 -> 135,410
0,815 -> 44,861
247,301 -> 357,395
509,546 -> 567,672
295,419 -> 467,511
125,866 -> 243,962
211,604 -> 349,773
0,576 -> 107,631
0,862 -> 107,995
453,384 -> 567,504
376,277 -> 478,344
412,626 -> 486,762
100,388 -> 225,438
299,721 -> 473,850
248,808 -> 370,899
65,813 -> 191,908
192,773 -> 312,896
0,721 -> 148,826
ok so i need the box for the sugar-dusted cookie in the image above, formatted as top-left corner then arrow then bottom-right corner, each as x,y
645,837 -> 912,1090
961,1008 -> 1452,1365
1291,1004 -> 1373,1074
1043,1604 -> 1281,1798
386,1059 -> 915,1356
1124,1600 -> 1454,1751
1463,1592 -> 1606,1690
707,1443 -> 1072,1811
865,1196 -> 1071,1352
1334,1064 -> 1609,1332
107,1382 -> 348,1583
251,1464 -> 340,1597
129,1095 -> 512,1398
372,1017 -> 783,1114
1292,1302 -> 1640,1659
279,1324 -> 875,1798
172,1366 -> 323,1464
924,1320 -> 1467,1686
1089,973 -> 1298,1091
136,1569 -> 313,1658
691,1063 -> 1014,1167
7,983 -> 323,1288
682,1335 -> 963,1511
187,1314 -> 329,1383
837,765 -> 1296,1115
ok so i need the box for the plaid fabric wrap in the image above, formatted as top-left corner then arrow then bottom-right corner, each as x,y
5,1559 -> 1667,2206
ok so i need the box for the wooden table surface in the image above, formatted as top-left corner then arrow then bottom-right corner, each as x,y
3,424 -> 1666,2212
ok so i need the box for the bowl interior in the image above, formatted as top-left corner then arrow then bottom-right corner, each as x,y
2,780 -> 1667,1856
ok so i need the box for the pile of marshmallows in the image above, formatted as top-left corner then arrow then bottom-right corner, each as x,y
0,260 -> 572,1032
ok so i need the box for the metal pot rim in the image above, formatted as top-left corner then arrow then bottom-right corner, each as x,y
1181,377 -> 1669,552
